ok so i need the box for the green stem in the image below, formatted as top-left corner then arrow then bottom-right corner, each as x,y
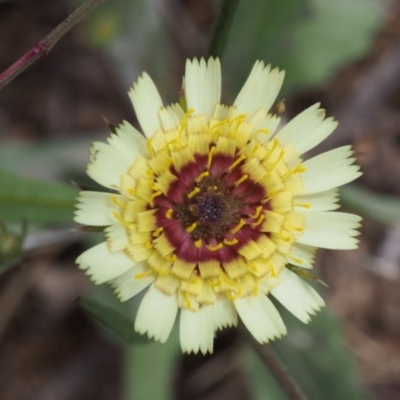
0,0 -> 107,91
240,325 -> 308,400
208,0 -> 242,59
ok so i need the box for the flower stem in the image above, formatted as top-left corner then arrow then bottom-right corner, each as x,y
208,0 -> 241,59
0,0 -> 107,92
240,325 -> 309,400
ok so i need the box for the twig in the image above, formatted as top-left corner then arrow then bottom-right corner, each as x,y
208,0 -> 241,59
239,324 -> 308,400
0,0 -> 107,91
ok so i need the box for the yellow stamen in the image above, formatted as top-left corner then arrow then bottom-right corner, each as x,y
207,243 -> 224,251
255,128 -> 270,136
194,239 -> 202,248
230,114 -> 246,129
150,182 -> 159,191
223,238 -> 239,246
289,255 -> 303,265
207,146 -> 216,169
112,211 -> 130,228
221,273 -> 236,287
226,292 -> 236,301
166,253 -> 176,262
247,261 -> 258,275
253,280 -> 260,296
292,165 -> 306,174
195,171 -> 209,183
234,174 -> 248,186
128,188 -> 136,197
152,227 -> 164,237
134,270 -> 153,280
166,208 -> 174,219
149,190 -> 162,206
184,292 -> 193,310
111,195 -> 121,206
145,240 -> 153,249
178,108 -> 195,135
251,214 -> 265,228
261,196 -> 271,204
227,154 -> 246,172
249,206 -> 263,219
146,137 -> 155,156
294,202 -> 311,209
231,219 -> 246,234
186,222 -> 197,233
237,282 -> 243,297
187,187 -> 200,199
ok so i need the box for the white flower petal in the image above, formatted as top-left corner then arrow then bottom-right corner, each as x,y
233,61 -> 284,119
108,121 -> 147,157
234,295 -> 286,344
251,109 -> 281,143
89,123 -> 145,190
271,268 -> 325,323
105,223 -> 129,251
129,72 -> 163,138
74,191 -> 122,226
76,242 -> 133,284
275,103 -> 337,154
296,211 -> 362,249
159,104 -> 185,131
185,58 -> 221,120
87,141 -> 133,190
180,306 -> 214,354
134,283 -> 178,344
301,145 -> 362,194
112,262 -> 155,301
214,295 -> 238,331
288,242 -> 317,269
294,189 -> 340,213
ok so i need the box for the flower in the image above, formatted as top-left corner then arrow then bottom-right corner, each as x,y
75,58 -> 361,354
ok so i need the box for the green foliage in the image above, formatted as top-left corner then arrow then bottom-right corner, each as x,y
0,220 -> 26,270
81,282 -> 179,399
247,305 -> 367,400
80,296 -> 147,344
0,169 -> 77,223
340,184 -> 400,225
224,0 -> 383,95
125,327 -> 180,400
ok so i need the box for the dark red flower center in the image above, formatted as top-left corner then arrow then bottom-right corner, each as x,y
154,152 -> 269,263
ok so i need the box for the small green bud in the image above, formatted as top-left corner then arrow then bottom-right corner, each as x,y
0,220 -> 26,267
0,232 -> 22,260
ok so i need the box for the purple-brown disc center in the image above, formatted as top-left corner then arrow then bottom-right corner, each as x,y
197,193 -> 225,225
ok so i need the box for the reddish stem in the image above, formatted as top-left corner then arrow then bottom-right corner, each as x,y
0,0 -> 106,91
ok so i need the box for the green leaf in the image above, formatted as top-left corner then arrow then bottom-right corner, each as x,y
80,296 -> 147,344
247,304 -> 368,400
125,325 -> 180,400
340,184 -> 400,225
0,169 -> 77,223
224,0 -> 383,95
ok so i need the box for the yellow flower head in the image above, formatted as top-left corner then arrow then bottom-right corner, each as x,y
75,58 -> 362,354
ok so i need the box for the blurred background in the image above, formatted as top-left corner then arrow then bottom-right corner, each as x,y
0,0 -> 399,399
